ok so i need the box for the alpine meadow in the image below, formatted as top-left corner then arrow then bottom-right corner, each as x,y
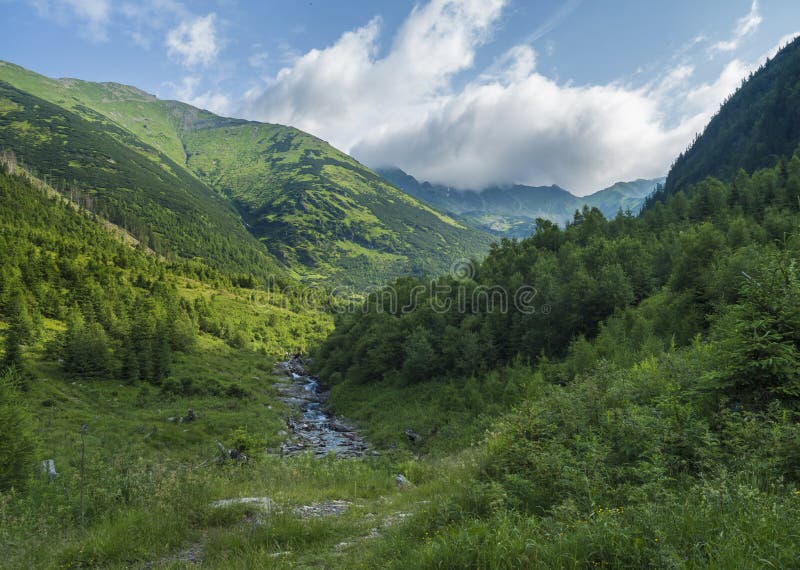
2,1 -> 800,568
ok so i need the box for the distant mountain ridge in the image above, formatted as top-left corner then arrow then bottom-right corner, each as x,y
0,61 -> 492,287
377,167 -> 664,238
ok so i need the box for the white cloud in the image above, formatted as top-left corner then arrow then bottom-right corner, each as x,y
166,13 -> 220,68
685,59 -> 749,113
242,0 -> 505,150
170,76 -> 232,116
65,0 -> 109,40
120,0 -> 190,41
352,55 -> 707,194
30,0 -> 111,41
120,0 -> 187,50
710,0 -> 762,54
524,0 -> 583,44
238,0 -> 782,194
767,32 -> 800,58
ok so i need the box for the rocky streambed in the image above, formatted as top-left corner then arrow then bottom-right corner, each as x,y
273,357 -> 368,458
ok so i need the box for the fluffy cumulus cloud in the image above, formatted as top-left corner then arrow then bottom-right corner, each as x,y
239,0 -> 774,194
241,0 -> 505,155
353,58 -> 702,193
166,13 -> 220,68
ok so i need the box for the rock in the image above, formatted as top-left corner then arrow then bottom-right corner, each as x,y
275,358 -> 368,459
293,500 -> 350,518
404,428 -> 421,443
216,441 -> 248,463
167,416 -> 177,423
41,459 -> 57,481
329,420 -> 354,433
395,474 -> 411,489
153,542 -> 204,567
229,448 -> 248,462
383,512 -> 413,527
212,497 -> 274,513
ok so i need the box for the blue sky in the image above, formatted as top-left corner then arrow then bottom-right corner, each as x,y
1,0 -> 799,193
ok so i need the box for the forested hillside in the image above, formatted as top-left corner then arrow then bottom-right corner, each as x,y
0,155 -> 329,384
0,157 -> 352,568
318,150 -> 800,395
311,100 -> 800,566
0,80 -> 286,280
0,61 -> 492,287
664,37 -> 800,194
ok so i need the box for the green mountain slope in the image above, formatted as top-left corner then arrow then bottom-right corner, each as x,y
378,166 -> 663,237
664,35 -> 800,194
0,61 -> 190,166
180,119 -> 492,286
0,158 -> 328,360
0,79 -> 285,280
0,61 -> 493,287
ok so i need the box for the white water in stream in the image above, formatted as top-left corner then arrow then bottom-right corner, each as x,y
274,358 -> 368,458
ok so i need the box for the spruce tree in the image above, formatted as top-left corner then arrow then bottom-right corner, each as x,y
2,297 -> 33,374
2,321 -> 23,372
0,368 -> 38,491
119,343 -> 140,385
63,309 -> 112,377
151,319 -> 171,384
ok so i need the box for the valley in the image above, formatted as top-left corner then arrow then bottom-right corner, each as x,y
3,9 -> 800,569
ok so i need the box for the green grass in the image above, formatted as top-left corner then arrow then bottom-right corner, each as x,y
327,375 -> 519,455
0,340 -> 457,569
348,470 -> 800,569
6,315 -> 800,569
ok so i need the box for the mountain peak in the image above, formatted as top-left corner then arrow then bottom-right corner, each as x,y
378,167 -> 664,238
0,61 -> 492,287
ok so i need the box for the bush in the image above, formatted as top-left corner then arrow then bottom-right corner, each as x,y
228,426 -> 264,457
708,250 -> 800,403
0,368 -> 38,491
